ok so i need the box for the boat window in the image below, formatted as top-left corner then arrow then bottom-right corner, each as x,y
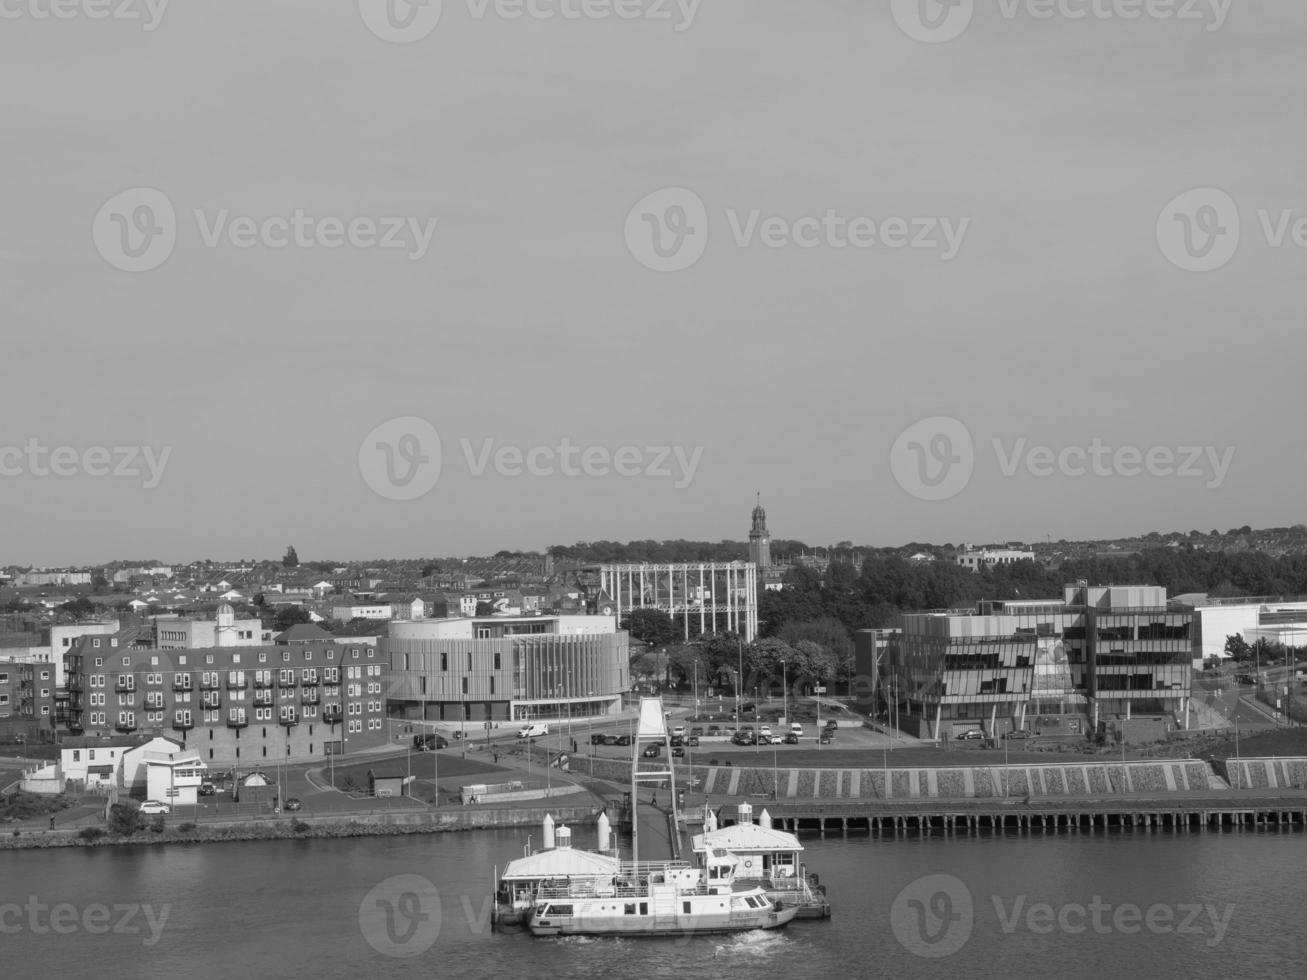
624,903 -> 636,915
640,903 -> 648,915
549,905 -> 573,917
683,902 -> 692,913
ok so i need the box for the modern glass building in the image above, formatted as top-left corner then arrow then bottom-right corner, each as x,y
882,584 -> 1191,739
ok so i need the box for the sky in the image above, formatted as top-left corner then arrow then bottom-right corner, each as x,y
2,1 -> 1305,566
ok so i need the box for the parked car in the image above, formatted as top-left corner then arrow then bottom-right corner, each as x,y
766,734 -> 783,745
687,736 -> 700,747
616,734 -> 632,746
590,733 -> 607,745
670,735 -> 684,747
672,746 -> 685,757
740,703 -> 756,713
956,729 -> 986,740
783,733 -> 800,744
818,732 -> 834,745
758,726 -> 773,738
690,727 -> 704,737
824,719 -> 839,730
642,744 -> 661,758
413,733 -> 448,750
139,801 -> 171,815
284,798 -> 303,811
672,725 -> 685,737
731,731 -> 756,746
1003,729 -> 1034,740
517,723 -> 549,739
790,723 -> 804,736
198,782 -> 217,796
602,734 -> 620,746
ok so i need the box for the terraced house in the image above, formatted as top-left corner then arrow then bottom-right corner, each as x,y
63,633 -> 388,764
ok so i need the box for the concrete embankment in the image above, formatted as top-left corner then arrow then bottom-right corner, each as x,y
0,805 -> 603,851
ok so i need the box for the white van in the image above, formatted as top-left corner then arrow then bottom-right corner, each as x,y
517,723 -> 549,739
790,723 -> 804,736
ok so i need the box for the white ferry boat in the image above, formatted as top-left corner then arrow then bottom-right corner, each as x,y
493,696 -> 797,937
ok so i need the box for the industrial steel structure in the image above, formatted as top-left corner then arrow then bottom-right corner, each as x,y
597,562 -> 758,642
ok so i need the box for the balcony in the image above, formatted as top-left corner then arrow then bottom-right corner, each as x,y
172,714 -> 194,731
254,674 -> 274,689
253,691 -> 274,707
115,717 -> 138,733
114,679 -> 136,693
143,697 -> 166,711
67,678 -> 84,693
172,678 -> 193,692
300,674 -> 319,687
201,693 -> 222,710
226,677 -> 248,691
226,710 -> 248,729
279,711 -> 299,728
277,675 -> 298,689
200,677 -> 221,690
301,690 -> 321,706
322,709 -> 343,725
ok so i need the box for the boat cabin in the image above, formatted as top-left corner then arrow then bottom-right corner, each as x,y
690,802 -> 804,880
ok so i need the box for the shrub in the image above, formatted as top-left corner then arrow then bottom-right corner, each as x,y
292,821 -> 311,834
149,815 -> 166,834
79,827 -> 106,842
108,803 -> 144,836
176,822 -> 197,834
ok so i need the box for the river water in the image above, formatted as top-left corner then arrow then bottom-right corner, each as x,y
0,827 -> 1301,979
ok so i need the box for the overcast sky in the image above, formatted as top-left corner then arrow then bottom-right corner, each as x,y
2,1 -> 1304,566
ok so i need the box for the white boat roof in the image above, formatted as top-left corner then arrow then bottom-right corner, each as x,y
691,822 -> 805,854
501,847 -> 621,881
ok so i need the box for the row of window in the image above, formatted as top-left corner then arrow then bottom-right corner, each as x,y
0,671 -> 51,683
82,643 -> 376,664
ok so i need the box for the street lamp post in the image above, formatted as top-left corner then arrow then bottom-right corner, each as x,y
781,660 -> 788,725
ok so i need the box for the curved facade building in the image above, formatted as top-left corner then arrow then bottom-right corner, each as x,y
383,616 -> 630,723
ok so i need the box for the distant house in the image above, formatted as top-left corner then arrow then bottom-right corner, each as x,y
274,623 -> 335,645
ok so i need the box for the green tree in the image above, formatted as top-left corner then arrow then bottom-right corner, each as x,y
620,608 -> 680,647
1224,634 -> 1251,662
273,606 -> 311,632
282,546 -> 299,567
108,803 -> 144,836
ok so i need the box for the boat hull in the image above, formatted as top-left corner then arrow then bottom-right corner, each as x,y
529,904 -> 797,937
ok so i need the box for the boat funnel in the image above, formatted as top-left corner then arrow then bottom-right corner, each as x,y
759,808 -> 772,829
542,813 -> 556,849
704,806 -> 718,833
597,811 -> 611,852
556,825 -> 572,849
738,801 -> 753,824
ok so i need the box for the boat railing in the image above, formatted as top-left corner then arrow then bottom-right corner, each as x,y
534,880 -> 719,901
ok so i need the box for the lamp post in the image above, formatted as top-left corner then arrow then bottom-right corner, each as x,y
735,637 -> 742,731
781,660 -> 788,725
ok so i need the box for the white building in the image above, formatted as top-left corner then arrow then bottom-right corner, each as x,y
332,603 -> 393,622
141,748 -> 207,806
955,547 -> 1036,571
154,605 -> 269,650
1177,596 -> 1307,667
